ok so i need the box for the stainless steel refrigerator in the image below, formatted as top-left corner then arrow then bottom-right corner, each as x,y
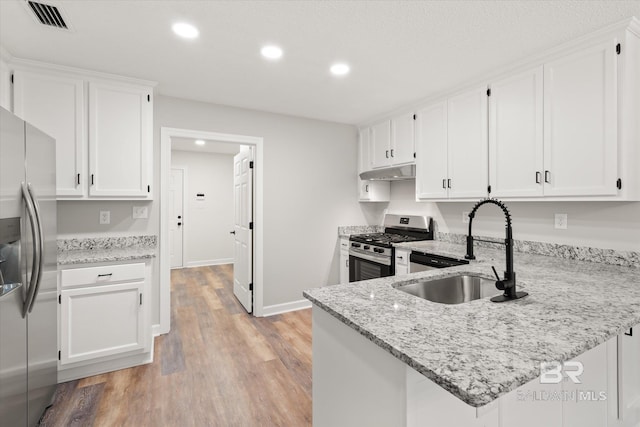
0,107 -> 57,426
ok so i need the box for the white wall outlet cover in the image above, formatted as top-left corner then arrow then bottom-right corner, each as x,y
462,211 -> 470,224
554,213 -> 568,230
132,206 -> 148,219
99,211 -> 110,225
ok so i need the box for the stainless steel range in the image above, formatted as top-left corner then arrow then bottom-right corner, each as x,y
349,214 -> 433,282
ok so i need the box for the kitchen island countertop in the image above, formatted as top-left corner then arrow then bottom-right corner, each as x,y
304,241 -> 640,407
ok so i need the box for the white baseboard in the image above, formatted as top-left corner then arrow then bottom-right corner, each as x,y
185,258 -> 234,268
152,323 -> 165,337
262,299 -> 312,317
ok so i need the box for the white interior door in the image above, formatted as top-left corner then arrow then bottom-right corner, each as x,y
169,168 -> 184,269
233,146 -> 253,313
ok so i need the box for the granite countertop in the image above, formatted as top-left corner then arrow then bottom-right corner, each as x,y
303,241 -> 640,408
337,225 -> 384,238
58,235 -> 157,265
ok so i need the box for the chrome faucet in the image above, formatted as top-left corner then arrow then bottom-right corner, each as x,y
464,198 -> 528,302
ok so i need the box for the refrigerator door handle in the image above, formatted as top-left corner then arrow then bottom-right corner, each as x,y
21,183 -> 42,316
26,184 -> 44,314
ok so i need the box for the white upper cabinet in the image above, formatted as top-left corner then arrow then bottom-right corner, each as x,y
489,67 -> 544,198
390,113 -> 415,165
88,81 -> 152,198
415,86 -> 489,201
370,114 -> 415,169
13,69 -> 86,198
9,62 -> 155,200
543,39 -> 618,197
359,128 -> 372,173
358,128 -> 390,202
370,120 -> 392,169
415,101 -> 448,199
0,56 -> 11,111
447,86 -> 489,199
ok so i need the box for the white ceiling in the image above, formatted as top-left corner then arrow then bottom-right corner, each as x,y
171,137 -> 241,155
1,1 -> 638,125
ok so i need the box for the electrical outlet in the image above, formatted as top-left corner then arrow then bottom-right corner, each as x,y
554,213 -> 568,230
132,206 -> 148,219
99,211 -> 110,225
462,211 -> 470,224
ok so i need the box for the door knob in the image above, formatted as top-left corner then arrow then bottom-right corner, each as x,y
178,215 -> 182,219
177,222 -> 182,226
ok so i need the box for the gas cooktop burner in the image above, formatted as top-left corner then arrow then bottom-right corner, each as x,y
350,233 -> 425,246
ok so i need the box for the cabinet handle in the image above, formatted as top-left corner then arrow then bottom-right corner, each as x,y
365,184 -> 369,192
447,179 -> 451,189
76,173 -> 80,186
390,149 -> 394,158
385,150 -> 389,159
97,273 -> 112,278
544,170 -> 550,184
442,179 -> 447,189
536,172 -> 541,184
91,174 -> 95,186
397,255 -> 403,260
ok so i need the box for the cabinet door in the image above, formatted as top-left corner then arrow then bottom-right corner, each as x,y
13,70 -> 86,198
619,328 -> 640,424
88,82 -> 152,198
489,67 -> 544,198
339,238 -> 350,284
447,86 -> 489,199
60,282 -> 145,364
370,120 -> 392,169
563,341 -> 609,427
358,128 -> 372,173
359,180 -> 390,202
390,113 -> 415,165
543,39 -> 618,196
415,102 -> 449,199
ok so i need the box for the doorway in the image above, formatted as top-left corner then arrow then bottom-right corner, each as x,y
169,167 -> 185,269
159,127 -> 264,334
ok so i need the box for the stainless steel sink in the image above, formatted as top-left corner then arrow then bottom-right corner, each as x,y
396,275 -> 501,304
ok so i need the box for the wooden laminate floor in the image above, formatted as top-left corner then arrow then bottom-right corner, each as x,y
39,265 -> 312,427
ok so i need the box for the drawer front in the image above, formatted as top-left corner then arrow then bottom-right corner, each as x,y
61,263 -> 145,288
395,251 -> 409,266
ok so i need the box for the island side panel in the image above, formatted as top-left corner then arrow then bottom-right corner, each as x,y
312,306 -> 407,427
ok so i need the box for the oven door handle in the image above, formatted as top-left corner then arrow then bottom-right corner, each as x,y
349,250 -> 392,266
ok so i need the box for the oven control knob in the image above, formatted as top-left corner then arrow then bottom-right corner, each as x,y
351,243 -> 361,248
363,245 -> 370,250
374,248 -> 384,253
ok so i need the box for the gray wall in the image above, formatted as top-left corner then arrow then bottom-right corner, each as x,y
58,95 -> 376,321
171,150 -> 235,266
384,180 -> 640,251
155,95 -> 378,307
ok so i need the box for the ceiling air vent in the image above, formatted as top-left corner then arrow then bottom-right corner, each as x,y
26,1 -> 69,30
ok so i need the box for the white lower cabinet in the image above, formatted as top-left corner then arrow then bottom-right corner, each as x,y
395,248 -> 410,276
615,328 -> 640,426
59,262 -> 152,381
339,238 -> 350,284
314,305 -> 640,427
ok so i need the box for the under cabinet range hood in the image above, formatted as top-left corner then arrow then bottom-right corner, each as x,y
359,164 -> 415,181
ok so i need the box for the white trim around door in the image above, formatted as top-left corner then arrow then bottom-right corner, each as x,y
159,127 -> 264,334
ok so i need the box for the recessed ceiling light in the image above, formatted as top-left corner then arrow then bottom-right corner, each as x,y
195,139 -> 205,146
330,63 -> 350,76
172,22 -> 199,39
261,45 -> 283,60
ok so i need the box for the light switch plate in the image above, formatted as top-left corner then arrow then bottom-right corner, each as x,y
133,206 -> 148,219
99,211 -> 110,225
554,213 -> 568,230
